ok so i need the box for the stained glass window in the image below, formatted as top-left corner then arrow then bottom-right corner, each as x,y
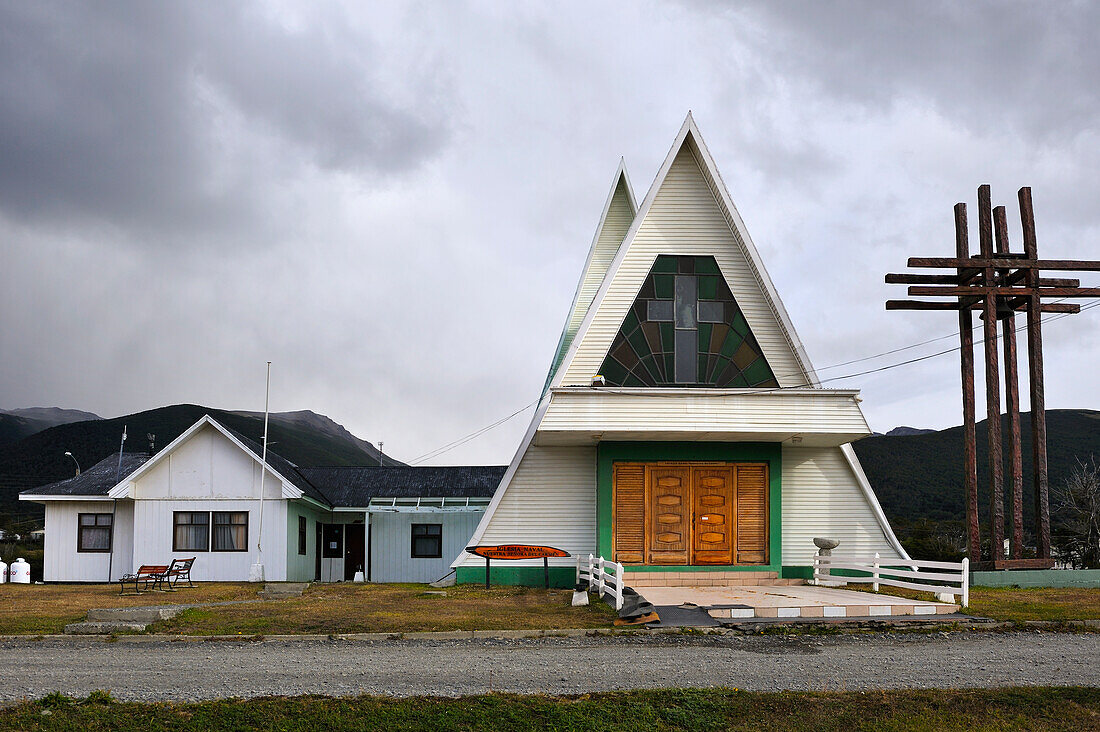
596,255 -> 779,388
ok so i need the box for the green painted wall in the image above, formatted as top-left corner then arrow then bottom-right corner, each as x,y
595,442 -> 782,572
971,569 -> 1100,588
456,565 -> 577,589
285,501 -> 327,582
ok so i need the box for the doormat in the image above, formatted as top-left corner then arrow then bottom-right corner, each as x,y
646,604 -> 721,628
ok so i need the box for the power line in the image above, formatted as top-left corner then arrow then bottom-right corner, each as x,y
406,300 -> 1099,462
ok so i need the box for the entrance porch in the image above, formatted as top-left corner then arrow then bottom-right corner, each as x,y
636,584 -> 960,621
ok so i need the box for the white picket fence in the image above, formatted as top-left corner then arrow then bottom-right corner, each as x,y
813,554 -> 969,607
576,554 -> 625,610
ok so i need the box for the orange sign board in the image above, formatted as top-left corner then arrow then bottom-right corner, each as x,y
466,545 -> 569,560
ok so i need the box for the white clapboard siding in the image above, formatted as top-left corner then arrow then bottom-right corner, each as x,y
130,425 -> 284,500
561,138 -> 809,389
43,500 -> 134,582
371,511 -> 484,583
538,389 -> 869,443
459,445 -> 596,567
560,173 -> 636,358
781,446 -> 903,566
129,498 -> 287,581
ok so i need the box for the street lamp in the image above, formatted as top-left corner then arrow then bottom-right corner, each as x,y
64,451 -> 80,477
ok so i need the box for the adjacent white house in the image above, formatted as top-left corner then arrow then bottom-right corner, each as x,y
20,415 -> 501,583
452,114 -> 908,586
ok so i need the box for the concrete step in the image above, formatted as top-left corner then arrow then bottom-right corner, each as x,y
64,621 -> 149,635
260,582 -> 308,599
86,606 -> 185,623
707,603 -> 960,620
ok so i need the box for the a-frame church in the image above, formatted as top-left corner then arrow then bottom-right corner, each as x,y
453,115 -> 908,587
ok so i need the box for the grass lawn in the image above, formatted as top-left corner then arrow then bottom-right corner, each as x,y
0,583 -> 261,635
151,583 -> 617,635
844,583 -> 1100,623
2,687 -> 1098,731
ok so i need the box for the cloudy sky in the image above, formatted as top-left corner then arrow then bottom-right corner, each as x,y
1,1 -> 1097,465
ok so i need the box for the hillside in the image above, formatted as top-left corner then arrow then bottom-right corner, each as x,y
853,409 -> 1100,558
0,408 -> 102,448
0,404 -> 401,519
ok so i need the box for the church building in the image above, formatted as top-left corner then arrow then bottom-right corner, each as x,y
453,115 -> 908,586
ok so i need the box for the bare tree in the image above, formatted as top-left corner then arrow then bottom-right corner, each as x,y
1053,456 -> 1100,568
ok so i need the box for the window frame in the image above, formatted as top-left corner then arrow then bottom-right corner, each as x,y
410,523 -> 443,559
172,511 -> 211,553
76,512 -> 113,553
297,516 -> 307,556
211,511 -> 249,552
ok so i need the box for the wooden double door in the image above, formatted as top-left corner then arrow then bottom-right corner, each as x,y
612,462 -> 768,566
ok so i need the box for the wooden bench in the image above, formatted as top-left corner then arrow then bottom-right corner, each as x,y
118,564 -> 168,595
163,557 -> 196,589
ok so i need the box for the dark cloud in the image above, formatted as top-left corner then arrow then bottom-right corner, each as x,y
0,1 -> 451,239
731,1 -> 1100,141
0,3 -> 1096,462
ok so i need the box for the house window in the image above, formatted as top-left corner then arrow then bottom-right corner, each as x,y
77,513 -> 112,552
173,512 -> 209,552
212,511 -> 248,552
298,516 -> 307,555
411,523 -> 442,558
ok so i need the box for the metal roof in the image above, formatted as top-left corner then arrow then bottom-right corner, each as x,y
21,453 -> 150,496
297,466 -> 506,507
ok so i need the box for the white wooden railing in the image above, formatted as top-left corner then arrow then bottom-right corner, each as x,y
576,554 -> 625,610
813,554 -> 969,608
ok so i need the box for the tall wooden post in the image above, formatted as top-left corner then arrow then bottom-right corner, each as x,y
977,185 -> 1004,560
887,183 -> 1099,568
954,203 -> 981,560
994,206 -> 1024,559
1018,187 -> 1051,558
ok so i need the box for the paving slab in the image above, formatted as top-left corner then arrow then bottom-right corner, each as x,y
634,584 -> 957,620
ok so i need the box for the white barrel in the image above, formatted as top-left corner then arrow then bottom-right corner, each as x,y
0,559 -> 7,583
9,557 -> 30,584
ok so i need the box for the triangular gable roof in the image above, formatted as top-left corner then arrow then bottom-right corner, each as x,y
544,159 -> 637,390
553,113 -> 816,390
107,414 -> 325,505
456,113 -> 908,562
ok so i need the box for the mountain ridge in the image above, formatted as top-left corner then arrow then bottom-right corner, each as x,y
0,404 -> 402,519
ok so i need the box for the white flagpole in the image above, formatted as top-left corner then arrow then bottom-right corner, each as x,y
250,361 -> 271,583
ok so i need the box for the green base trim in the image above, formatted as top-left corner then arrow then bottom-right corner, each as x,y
455,565 -> 577,589
781,565 -> 813,580
970,569 -> 1100,588
596,441 -> 783,571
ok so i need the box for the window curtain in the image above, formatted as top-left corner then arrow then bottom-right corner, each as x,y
213,512 -> 247,551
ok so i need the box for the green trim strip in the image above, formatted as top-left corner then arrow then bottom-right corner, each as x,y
456,565 -> 577,589
596,442 -> 782,572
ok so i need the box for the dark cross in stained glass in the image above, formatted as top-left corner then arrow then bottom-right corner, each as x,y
597,255 -> 778,388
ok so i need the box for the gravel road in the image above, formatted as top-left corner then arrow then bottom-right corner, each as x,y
2,631 -> 1097,701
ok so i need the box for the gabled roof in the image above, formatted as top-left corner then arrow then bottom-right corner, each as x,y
297,466 -> 506,507
105,414 -> 325,505
20,454 -> 150,497
544,159 -> 637,390
220,423 -> 329,505
552,112 -> 816,390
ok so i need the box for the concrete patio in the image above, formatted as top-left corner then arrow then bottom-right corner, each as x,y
634,584 -> 960,620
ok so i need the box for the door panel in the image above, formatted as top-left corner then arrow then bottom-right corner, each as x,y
691,467 -> 734,564
612,463 -> 646,563
735,464 -> 769,564
612,461 -> 769,567
645,466 -> 690,564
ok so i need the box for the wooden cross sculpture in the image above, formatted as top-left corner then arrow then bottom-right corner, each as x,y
886,186 -> 1100,569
